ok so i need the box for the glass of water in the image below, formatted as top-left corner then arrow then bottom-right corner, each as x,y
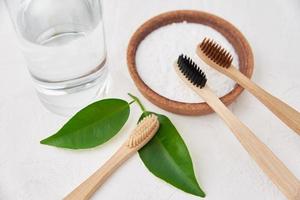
4,0 -> 108,115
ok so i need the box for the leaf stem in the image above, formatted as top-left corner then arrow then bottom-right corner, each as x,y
128,93 -> 146,112
129,100 -> 135,105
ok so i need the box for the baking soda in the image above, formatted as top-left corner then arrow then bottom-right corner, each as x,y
136,22 -> 239,103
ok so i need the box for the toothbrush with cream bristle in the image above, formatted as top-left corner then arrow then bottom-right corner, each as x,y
174,55 -> 300,200
197,38 -> 300,135
64,114 -> 159,200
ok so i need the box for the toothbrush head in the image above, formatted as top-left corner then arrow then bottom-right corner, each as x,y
198,38 -> 233,69
127,114 -> 159,148
176,54 -> 207,88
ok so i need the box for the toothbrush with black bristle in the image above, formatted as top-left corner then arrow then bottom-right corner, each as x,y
197,38 -> 300,135
174,54 -> 300,200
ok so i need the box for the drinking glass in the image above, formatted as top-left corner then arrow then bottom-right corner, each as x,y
4,0 -> 108,115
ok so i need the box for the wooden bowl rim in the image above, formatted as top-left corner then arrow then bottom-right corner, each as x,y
127,10 -> 254,115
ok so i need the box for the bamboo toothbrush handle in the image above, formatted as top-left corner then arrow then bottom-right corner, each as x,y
64,145 -> 134,200
226,66 -> 300,135
197,86 -> 300,200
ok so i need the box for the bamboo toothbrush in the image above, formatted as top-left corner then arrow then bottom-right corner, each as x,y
64,114 -> 160,200
197,38 -> 300,135
174,55 -> 300,200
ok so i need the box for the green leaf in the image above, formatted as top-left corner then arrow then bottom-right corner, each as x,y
40,99 -> 130,149
138,112 -> 205,197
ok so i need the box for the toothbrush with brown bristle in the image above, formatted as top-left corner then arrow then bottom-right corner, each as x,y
64,114 -> 160,200
197,38 -> 300,135
174,55 -> 300,200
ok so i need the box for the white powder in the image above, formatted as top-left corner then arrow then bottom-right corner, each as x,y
136,22 -> 239,103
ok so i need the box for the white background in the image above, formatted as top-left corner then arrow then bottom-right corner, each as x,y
1,0 -> 300,199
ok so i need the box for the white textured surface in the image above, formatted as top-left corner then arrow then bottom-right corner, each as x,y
137,22 -> 238,103
1,0 -> 300,200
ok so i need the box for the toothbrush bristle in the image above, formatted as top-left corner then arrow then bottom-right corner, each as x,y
177,55 -> 207,88
127,114 -> 159,148
199,38 -> 233,68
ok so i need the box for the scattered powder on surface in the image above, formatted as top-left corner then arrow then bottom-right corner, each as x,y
136,22 -> 239,103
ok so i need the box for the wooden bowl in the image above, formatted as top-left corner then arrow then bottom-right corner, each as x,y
127,10 -> 254,115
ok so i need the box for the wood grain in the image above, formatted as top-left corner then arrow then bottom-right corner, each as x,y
197,47 -> 300,134
174,65 -> 300,200
64,115 -> 159,200
198,86 -> 300,200
64,146 -> 135,200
